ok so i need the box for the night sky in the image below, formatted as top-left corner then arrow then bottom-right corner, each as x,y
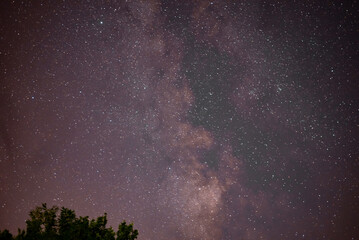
1,1 -> 359,239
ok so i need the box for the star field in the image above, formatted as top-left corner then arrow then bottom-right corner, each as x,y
0,1 -> 358,239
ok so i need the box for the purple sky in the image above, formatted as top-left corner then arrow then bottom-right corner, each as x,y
1,1 -> 358,239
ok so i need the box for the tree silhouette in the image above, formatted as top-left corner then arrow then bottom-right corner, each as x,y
0,229 -> 13,240
0,204 -> 138,240
58,207 -> 76,240
117,222 -> 138,240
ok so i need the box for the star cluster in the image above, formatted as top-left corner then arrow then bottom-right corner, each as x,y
1,1 -> 358,239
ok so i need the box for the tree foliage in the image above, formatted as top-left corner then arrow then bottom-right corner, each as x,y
0,204 -> 138,240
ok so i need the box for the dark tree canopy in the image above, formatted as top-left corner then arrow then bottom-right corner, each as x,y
0,204 -> 138,240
